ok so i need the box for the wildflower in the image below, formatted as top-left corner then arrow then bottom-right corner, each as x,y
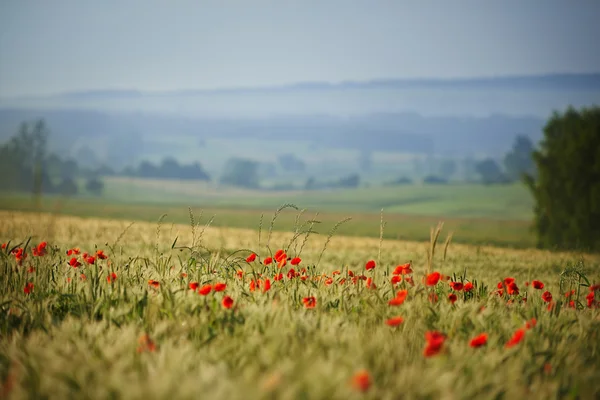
532,280 -> 544,290
589,284 -> 600,292
423,331 -> 446,357
405,276 -> 414,286
448,293 -> 458,304
137,334 -> 157,353
426,272 -> 441,286
85,255 -> 96,265
505,328 -> 526,348
96,250 -> 108,259
469,333 -> 488,348
507,282 -> 519,295
464,282 -> 474,292
277,257 -> 287,269
13,248 -> 26,264
1,243 -> 6,249
391,275 -> 402,285
302,296 -> 316,309
365,260 -> 376,271
263,257 -> 273,265
148,280 -> 160,288
188,282 -> 199,291
107,272 -> 117,283
541,291 -> 552,303
366,277 -> 377,289
274,273 -> 283,281
393,262 -> 412,275
274,249 -> 286,262
263,279 -> 271,292
388,290 -> 408,306
350,370 -> 372,392
80,273 -> 87,281
23,282 -> 34,295
198,284 -> 212,295
180,272 -> 188,278
32,242 -> 47,257
565,290 -> 576,298
27,266 -> 35,274
246,253 -> 257,263
291,257 -> 301,265
222,296 -> 234,309
449,281 -> 463,291
348,270 -> 355,277
428,293 -> 439,303
525,318 -> 536,330
586,291 -> 595,308
68,257 -> 82,268
385,316 -> 404,327
213,282 -> 227,292
325,277 -> 333,285
504,277 -> 515,286
66,248 -> 80,256
332,270 -> 341,276
287,269 -> 298,279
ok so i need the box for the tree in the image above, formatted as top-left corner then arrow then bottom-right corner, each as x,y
85,177 -> 104,196
220,158 -> 260,188
524,106 -> 600,251
475,158 -> 508,184
278,154 -> 306,172
504,135 -> 535,181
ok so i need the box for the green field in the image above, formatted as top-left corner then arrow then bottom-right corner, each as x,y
1,211 -> 599,399
0,182 -> 534,248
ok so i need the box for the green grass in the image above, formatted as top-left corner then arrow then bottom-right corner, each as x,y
0,211 -> 599,399
0,193 -> 535,248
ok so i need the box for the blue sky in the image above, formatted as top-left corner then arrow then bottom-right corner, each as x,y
1,0 -> 599,96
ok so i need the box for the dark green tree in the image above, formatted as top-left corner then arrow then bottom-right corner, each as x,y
220,158 -> 260,189
524,106 -> 600,251
85,177 -> 104,196
504,135 -> 536,181
475,158 -> 507,184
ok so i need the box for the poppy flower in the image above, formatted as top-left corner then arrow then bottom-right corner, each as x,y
291,257 -> 301,265
428,293 -> 439,303
180,272 -> 188,278
541,291 -> 552,303
350,370 -> 371,392
348,270 -> 355,277
469,333 -> 488,348
339,278 -> 347,285
325,277 -> 333,285
277,257 -> 287,269
246,253 -> 257,263
385,316 -> 404,327
505,328 -> 526,348
507,282 -> 519,295
366,277 -> 377,289
32,242 -> 47,257
274,249 -> 286,262
426,272 -> 441,286
332,270 -> 341,276
590,284 -> 600,292
423,331 -> 446,357
532,280 -> 544,290
365,260 -> 376,271
96,250 -> 108,259
66,248 -> 80,256
1,243 -> 6,249
137,334 -> 157,353
449,281 -> 463,291
213,282 -> 226,292
148,280 -> 160,288
287,269 -> 298,279
23,282 -> 34,294
80,274 -> 87,281
388,290 -> 408,306
464,282 -> 474,292
565,290 -> 575,298
586,291 -> 595,308
85,255 -> 96,265
107,272 -> 117,283
391,275 -> 402,285
27,266 -> 35,274
274,273 -> 283,281
68,257 -> 82,268
263,279 -> 271,292
393,262 -> 412,275
222,296 -> 234,309
302,296 -> 316,309
188,282 -> 199,291
448,293 -> 458,304
263,257 -> 273,265
198,284 -> 212,295
525,318 -> 536,330
504,277 -> 515,286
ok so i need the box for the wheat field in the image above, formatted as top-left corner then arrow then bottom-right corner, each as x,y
1,209 -> 599,399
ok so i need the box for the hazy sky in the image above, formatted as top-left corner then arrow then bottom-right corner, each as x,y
1,1 -> 599,96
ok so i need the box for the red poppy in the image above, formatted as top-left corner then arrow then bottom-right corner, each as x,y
505,328 -> 526,348
107,272 -> 117,283
586,291 -> 595,308
426,272 -> 441,286
464,282 -> 474,292
66,248 -> 80,256
348,270 -> 355,277
23,282 -> 34,294
180,272 -> 188,278
291,257 -> 301,265
263,279 -> 271,293
449,281 -> 463,291
68,257 -> 82,268
302,296 -> 316,309
222,296 -> 234,309
385,316 -> 404,327
85,255 -> 96,265
213,282 -> 227,292
1,243 -> 6,249
469,333 -> 488,348
366,277 -> 377,289
350,370 -> 372,392
339,278 -> 347,285
148,280 -> 160,288
428,293 -> 439,303
246,253 -> 257,263
274,273 -> 283,281
525,318 -> 536,330
365,260 -> 376,271
504,277 -> 515,286
391,275 -> 402,285
137,334 -> 157,353
423,331 -> 446,357
388,290 -> 408,306
263,257 -> 273,265
188,282 -> 199,291
236,270 -> 244,279
27,266 -> 35,274
332,270 -> 341,276
96,250 -> 108,259
532,280 -> 544,290
32,242 -> 47,257
590,284 -> 600,292
392,262 -> 412,275
274,249 -> 286,262
507,282 -> 519,295
448,293 -> 458,304
277,257 -> 287,269
565,290 -> 576,298
541,291 -> 552,303
198,284 -> 212,295
80,273 -> 87,281
325,277 -> 334,285
287,269 -> 298,279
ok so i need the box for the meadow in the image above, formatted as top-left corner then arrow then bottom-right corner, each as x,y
1,208 -> 599,399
